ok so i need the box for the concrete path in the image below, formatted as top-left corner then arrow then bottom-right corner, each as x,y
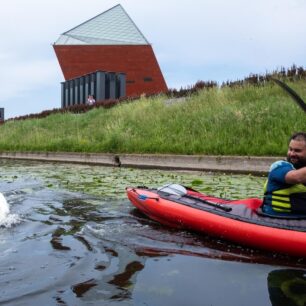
0,152 -> 281,175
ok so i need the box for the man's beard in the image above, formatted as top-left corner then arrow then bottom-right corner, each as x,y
287,156 -> 306,169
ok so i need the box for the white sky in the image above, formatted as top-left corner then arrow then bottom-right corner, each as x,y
0,0 -> 305,118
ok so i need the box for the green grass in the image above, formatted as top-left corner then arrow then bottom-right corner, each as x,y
0,80 -> 305,156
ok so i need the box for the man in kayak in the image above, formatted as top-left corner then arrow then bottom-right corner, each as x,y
262,132 -> 306,215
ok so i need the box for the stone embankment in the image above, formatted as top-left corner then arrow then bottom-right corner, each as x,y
0,152 -> 280,175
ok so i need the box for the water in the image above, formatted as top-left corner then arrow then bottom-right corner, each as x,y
0,159 -> 305,306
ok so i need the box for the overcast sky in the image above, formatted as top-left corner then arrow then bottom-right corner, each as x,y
0,0 -> 305,118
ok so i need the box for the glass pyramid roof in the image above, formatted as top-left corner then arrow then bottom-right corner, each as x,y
54,4 -> 149,45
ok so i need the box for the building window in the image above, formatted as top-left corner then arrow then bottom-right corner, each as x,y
143,77 -> 153,82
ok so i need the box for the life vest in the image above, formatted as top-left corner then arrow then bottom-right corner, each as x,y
263,181 -> 306,213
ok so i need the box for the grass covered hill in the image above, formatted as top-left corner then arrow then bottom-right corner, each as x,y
0,79 -> 305,156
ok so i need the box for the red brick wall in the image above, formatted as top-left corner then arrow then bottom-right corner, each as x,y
53,45 -> 168,97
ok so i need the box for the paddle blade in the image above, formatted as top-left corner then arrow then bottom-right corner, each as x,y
271,78 -> 306,113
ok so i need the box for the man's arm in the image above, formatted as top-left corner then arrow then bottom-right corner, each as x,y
285,167 -> 306,184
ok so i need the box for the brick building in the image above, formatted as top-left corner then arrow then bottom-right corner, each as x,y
53,4 -> 168,98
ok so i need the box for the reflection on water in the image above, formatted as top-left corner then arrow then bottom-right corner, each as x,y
0,159 -> 305,305
72,278 -> 98,298
268,269 -> 306,306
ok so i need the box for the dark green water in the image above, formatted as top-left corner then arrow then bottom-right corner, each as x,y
0,159 -> 305,306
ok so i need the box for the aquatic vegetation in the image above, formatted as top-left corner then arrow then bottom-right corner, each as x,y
0,160 -> 264,199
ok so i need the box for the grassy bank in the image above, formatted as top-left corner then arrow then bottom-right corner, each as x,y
0,80 -> 305,156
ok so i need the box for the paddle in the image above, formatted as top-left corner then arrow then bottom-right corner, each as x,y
271,78 -> 306,113
157,183 -> 232,212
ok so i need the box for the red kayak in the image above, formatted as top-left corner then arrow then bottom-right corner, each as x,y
126,184 -> 306,257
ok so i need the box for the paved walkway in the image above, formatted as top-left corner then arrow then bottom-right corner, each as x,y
0,152 -> 281,175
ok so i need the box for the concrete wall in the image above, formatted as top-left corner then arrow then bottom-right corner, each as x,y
0,152 -> 280,175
